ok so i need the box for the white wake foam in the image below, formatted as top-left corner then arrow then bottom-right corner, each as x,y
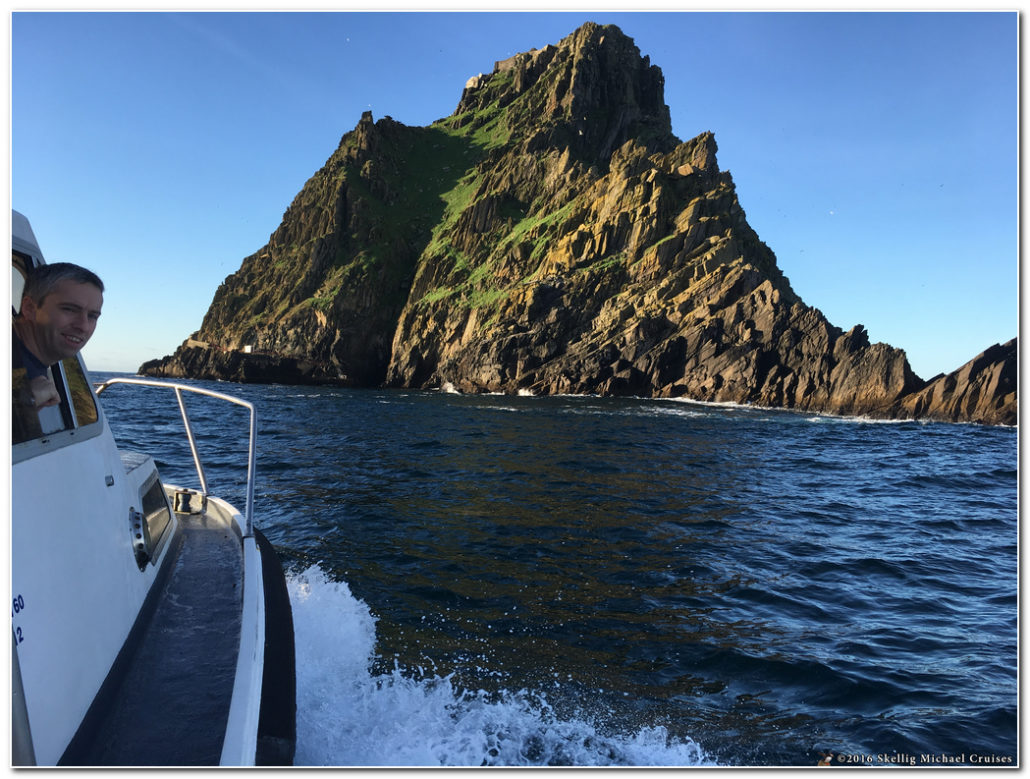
287,566 -> 715,767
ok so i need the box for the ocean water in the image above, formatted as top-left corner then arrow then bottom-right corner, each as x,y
94,373 -> 1018,768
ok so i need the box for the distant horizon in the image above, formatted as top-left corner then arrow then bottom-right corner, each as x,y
12,11 -> 1017,380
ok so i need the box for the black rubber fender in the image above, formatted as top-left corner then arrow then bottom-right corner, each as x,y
253,528 -> 297,766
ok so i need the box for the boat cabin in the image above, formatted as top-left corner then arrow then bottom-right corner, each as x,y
10,210 -> 295,766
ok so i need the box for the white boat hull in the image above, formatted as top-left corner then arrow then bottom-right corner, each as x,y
11,209 -> 296,766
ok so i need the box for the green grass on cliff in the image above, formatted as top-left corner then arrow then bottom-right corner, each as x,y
434,67 -> 515,150
269,63 -> 580,328
504,200 -> 579,260
412,183 -> 586,325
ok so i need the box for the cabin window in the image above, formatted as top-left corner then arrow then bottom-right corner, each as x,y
11,251 -> 102,459
140,471 -> 173,559
11,251 -> 26,315
10,355 -> 99,444
61,356 -> 99,426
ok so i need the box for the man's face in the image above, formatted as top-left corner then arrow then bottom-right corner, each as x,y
21,279 -> 104,365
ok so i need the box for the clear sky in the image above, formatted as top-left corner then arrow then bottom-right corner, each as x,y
10,7 -> 1017,381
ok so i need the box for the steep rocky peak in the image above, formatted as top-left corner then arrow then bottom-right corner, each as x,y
455,22 -> 672,163
557,22 -> 666,114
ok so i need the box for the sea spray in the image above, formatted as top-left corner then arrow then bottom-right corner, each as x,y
286,566 -> 715,767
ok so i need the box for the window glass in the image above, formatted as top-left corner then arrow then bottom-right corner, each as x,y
11,251 -> 28,315
141,476 -> 172,551
61,357 -> 99,427
12,360 -> 99,446
12,250 -> 38,444
11,366 -> 45,444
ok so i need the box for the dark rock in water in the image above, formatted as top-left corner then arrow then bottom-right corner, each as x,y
885,339 -> 1017,426
139,22 -> 1016,425
139,344 -> 344,386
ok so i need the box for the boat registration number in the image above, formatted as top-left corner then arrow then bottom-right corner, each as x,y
12,594 -> 25,643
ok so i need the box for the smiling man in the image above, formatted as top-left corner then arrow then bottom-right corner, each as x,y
12,262 -> 104,440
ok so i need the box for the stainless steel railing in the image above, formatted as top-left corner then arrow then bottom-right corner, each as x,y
95,377 -> 257,538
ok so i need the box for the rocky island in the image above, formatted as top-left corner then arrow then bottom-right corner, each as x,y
140,22 -> 1016,426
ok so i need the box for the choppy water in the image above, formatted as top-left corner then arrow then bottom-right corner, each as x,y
95,373 -> 1018,767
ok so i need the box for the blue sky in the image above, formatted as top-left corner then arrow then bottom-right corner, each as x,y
11,9 -> 1017,380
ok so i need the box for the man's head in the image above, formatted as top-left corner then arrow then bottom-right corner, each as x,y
18,262 -> 105,366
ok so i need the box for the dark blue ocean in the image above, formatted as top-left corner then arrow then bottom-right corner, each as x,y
94,373 -> 1018,768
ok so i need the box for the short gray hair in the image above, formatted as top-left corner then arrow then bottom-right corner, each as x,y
24,262 -> 105,305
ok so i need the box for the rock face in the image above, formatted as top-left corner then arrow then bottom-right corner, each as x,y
141,22 -> 1016,425
886,339 -> 1017,426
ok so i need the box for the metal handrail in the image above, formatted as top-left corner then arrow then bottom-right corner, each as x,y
95,377 -> 257,538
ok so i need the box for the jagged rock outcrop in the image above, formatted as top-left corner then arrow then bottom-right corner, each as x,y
141,22 -> 1016,425
138,344 -> 333,385
885,339 -> 1017,426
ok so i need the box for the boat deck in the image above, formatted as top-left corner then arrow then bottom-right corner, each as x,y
64,511 -> 244,766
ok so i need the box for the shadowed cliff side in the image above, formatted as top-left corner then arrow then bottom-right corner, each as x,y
140,22 -> 1016,425
142,114 -> 474,386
